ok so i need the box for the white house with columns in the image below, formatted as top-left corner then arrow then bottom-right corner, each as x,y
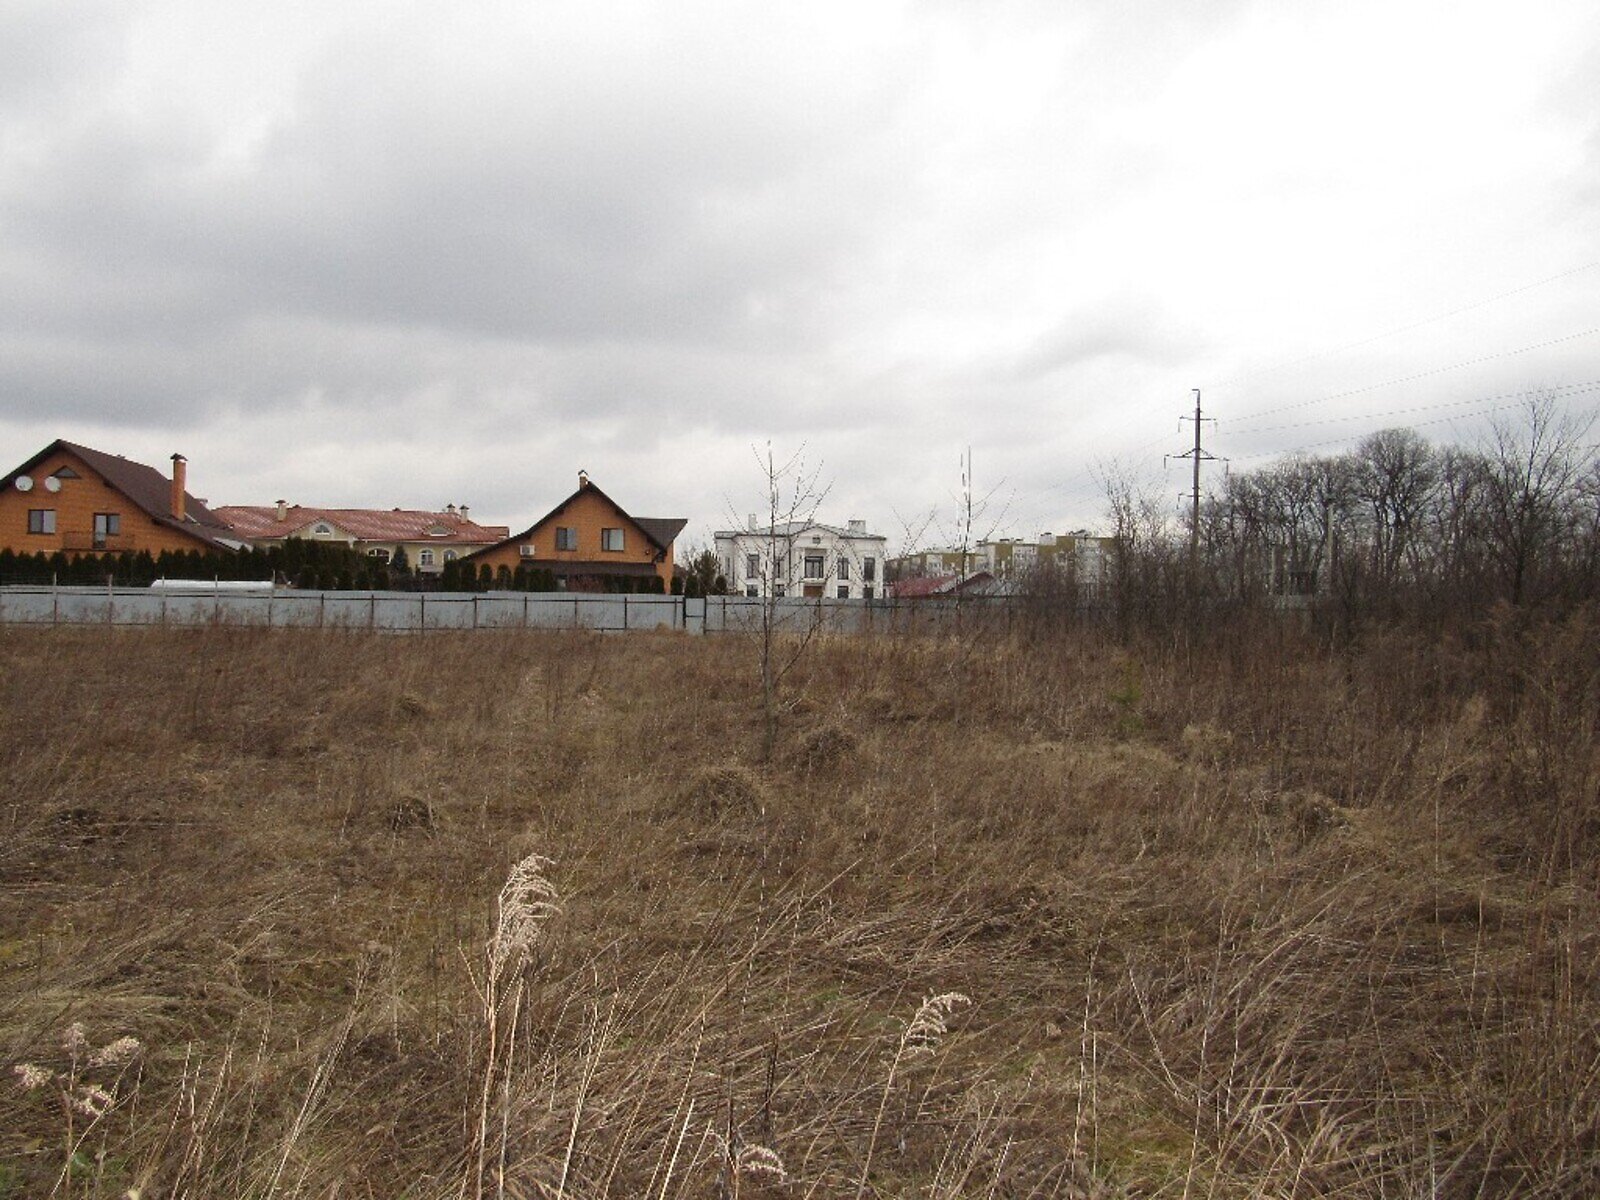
713,517 -> 889,599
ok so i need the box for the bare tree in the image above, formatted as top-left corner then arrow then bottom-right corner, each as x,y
892,447 -> 1009,583
1098,459 -> 1180,639
1207,454 -> 1350,602
1574,456 -> 1600,601
1353,428 -> 1438,592
1420,446 -> 1492,604
1480,396 -> 1594,605
741,442 -> 831,760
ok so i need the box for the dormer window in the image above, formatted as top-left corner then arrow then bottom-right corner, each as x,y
427,526 -> 449,537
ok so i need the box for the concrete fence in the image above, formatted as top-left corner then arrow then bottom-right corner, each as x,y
0,586 -> 1022,635
0,586 -> 683,632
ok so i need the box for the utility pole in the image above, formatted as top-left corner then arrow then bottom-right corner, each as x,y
1167,389 -> 1217,562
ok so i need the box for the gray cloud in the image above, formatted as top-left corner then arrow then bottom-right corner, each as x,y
3,0 -> 1598,548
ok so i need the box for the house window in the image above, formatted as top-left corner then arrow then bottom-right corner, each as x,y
745,585 -> 759,597
601,528 -> 624,552
837,557 -> 850,580
774,555 -> 785,578
803,554 -> 825,579
52,467 -> 79,479
444,549 -> 457,561
774,584 -> 786,598
863,585 -> 875,600
556,526 -> 577,551
28,509 -> 56,534
745,554 -> 759,578
313,523 -> 332,536
862,556 -> 876,582
93,512 -> 120,547
419,549 -> 435,567
837,585 -> 850,599
368,548 -> 390,562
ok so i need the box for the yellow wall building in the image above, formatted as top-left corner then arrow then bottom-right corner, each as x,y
466,472 -> 685,591
1,440 -> 237,558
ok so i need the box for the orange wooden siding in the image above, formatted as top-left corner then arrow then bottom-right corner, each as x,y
0,448 -> 215,557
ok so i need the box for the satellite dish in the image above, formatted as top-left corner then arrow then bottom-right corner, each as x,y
44,476 -> 61,493
14,475 -> 32,491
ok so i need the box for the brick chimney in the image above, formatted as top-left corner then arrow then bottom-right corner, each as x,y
459,504 -> 470,522
578,469 -> 590,488
275,499 -> 287,521
170,454 -> 187,521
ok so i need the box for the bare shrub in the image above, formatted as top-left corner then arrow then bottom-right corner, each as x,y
676,763 -> 769,819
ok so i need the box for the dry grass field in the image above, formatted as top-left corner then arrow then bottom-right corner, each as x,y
1,614 -> 1597,1198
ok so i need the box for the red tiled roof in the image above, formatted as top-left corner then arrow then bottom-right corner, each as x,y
891,571 -> 995,599
892,574 -> 959,598
213,505 -> 510,544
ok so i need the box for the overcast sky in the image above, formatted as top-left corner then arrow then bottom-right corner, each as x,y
3,0 -> 1597,550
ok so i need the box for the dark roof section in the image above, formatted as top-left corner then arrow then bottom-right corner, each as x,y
464,478 -> 686,562
3,439 -> 238,551
635,517 -> 688,550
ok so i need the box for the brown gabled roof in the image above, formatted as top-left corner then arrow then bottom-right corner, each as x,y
2,439 -> 238,551
213,505 -> 509,545
465,478 -> 686,562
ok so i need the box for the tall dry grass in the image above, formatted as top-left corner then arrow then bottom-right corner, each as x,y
0,612 -> 1594,1197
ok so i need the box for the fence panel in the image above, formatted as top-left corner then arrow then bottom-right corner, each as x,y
322,594 -> 375,629
110,592 -> 165,625
572,597 -> 623,629
424,597 -> 477,630
625,596 -> 680,630
0,589 -> 54,624
477,596 -> 527,628
55,592 -> 113,624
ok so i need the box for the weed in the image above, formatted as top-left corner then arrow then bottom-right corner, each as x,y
0,622 -> 1593,1196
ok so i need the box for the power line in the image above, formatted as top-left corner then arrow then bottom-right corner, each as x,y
1226,398 -> 1600,463
1222,325 -> 1600,424
1224,380 -> 1600,437
1204,259 -> 1600,391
